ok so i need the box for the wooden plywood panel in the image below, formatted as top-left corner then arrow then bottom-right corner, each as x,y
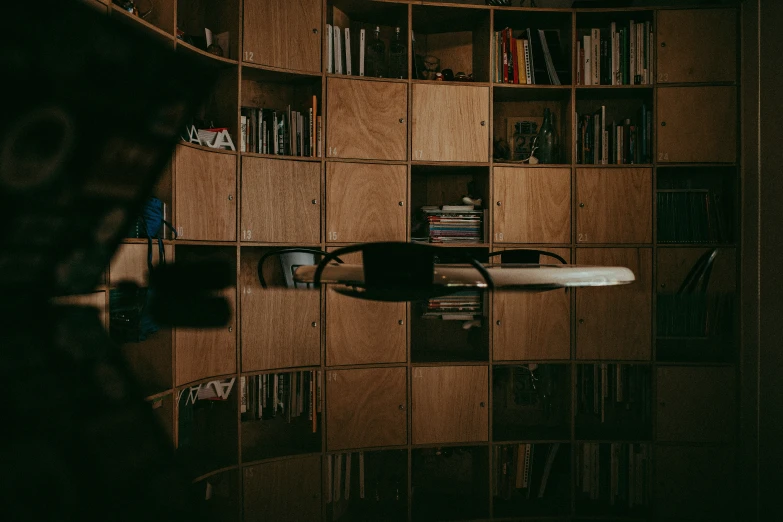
326,162 -> 407,243
242,288 -> 320,371
493,167 -> 571,244
657,366 -> 736,443
576,168 -> 652,244
174,146 -> 237,241
175,289 -> 236,385
493,248 -> 571,361
241,157 -> 320,244
243,456 -> 322,522
412,84 -> 489,162
655,445 -> 737,521
327,367 -> 407,450
326,289 -> 406,366
412,365 -> 488,444
657,9 -> 737,84
243,0 -> 321,72
576,248 -> 652,360
657,87 -> 737,164
326,77 -> 408,161
110,243 -> 173,286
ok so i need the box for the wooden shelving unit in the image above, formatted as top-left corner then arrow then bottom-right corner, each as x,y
97,1 -> 742,520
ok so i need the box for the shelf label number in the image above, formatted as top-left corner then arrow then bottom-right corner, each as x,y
328,146 -> 337,156
658,152 -> 669,161
494,232 -> 504,241
329,231 -> 338,241
242,229 -> 253,240
177,226 -> 184,237
657,73 -> 669,82
414,150 -> 424,160
244,51 -> 254,62
327,372 -> 338,382
578,233 -> 588,242
413,368 -> 423,378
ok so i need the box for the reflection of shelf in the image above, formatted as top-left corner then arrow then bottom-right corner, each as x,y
111,4 -> 175,41
177,40 -> 238,65
178,140 -> 239,155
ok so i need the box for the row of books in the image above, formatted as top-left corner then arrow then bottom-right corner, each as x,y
577,21 -> 654,85
240,372 -> 320,430
240,98 -> 321,157
576,104 -> 652,165
577,443 -> 651,508
493,443 -> 563,500
657,293 -> 735,338
493,27 -> 567,85
418,206 -> 485,243
423,291 -> 483,320
326,453 -> 404,506
327,24 -> 405,78
657,190 -> 728,243
576,364 -> 651,424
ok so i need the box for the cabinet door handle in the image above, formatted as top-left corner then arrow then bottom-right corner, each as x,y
661,121 -> 666,127
579,202 -> 585,208
399,118 -> 405,123
496,201 -> 501,206
398,320 -> 404,325
311,199 -> 318,205
311,321 -> 318,327
313,28 -> 318,34
578,319 -> 585,325
479,402 -> 486,408
228,194 -> 233,201
398,404 -> 405,411
398,201 -> 404,206
480,120 -> 486,126
496,320 -> 501,325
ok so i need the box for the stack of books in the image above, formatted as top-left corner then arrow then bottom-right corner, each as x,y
423,291 -> 482,320
577,20 -> 653,86
493,27 -> 568,85
576,104 -> 651,165
420,206 -> 483,244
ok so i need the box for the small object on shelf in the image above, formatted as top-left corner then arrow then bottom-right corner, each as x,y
441,68 -> 454,81
206,43 -> 223,57
366,26 -> 386,78
434,72 -> 444,81
493,136 -> 510,161
462,196 -> 482,207
535,108 -> 556,164
454,71 -> 473,82
113,0 -> 154,18
508,116 -> 542,162
184,124 -> 202,145
422,55 -> 440,80
389,27 -> 406,79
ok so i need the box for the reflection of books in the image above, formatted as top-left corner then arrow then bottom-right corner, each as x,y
507,116 -> 542,161
538,443 -> 560,497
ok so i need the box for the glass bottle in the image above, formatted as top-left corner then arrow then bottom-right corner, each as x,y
536,108 -> 556,164
388,27 -> 406,79
367,26 -> 386,78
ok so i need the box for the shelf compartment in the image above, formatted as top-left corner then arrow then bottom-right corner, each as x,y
492,364 -> 571,442
326,449 -> 408,521
412,445 -> 489,521
493,86 -> 571,164
183,65 -> 240,152
177,378 -> 239,479
328,0 -> 410,79
411,293 -> 489,363
241,67 -> 322,158
177,0 -> 239,60
574,363 -> 652,441
412,3 -> 491,83
240,371 -> 322,461
111,2 -> 176,41
191,469 -> 240,522
492,9 -> 572,86
148,392 -> 175,446
493,442 -> 571,517
243,456 -> 322,522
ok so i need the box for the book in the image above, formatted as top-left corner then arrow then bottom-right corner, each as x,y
326,24 -> 333,73
334,26 -> 343,74
538,443 -> 560,498
523,38 -> 532,85
359,28 -> 365,76
344,27 -> 352,75
239,115 -> 247,153
583,34 -> 591,85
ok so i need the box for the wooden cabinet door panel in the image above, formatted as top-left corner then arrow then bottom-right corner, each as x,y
327,367 -> 407,450
657,366 -> 736,443
175,289 -> 236,385
326,77 -> 407,161
412,84 -> 489,162
657,87 -> 737,163
326,289 -> 406,366
575,248 -> 651,360
242,288 -> 320,371
494,249 -> 571,361
412,365 -> 488,444
243,0 -> 321,73
657,9 -> 737,84
243,456 -> 321,522
241,157 -> 320,244
326,162 -> 407,243
576,168 -> 652,244
493,167 -> 570,244
174,146 -> 236,241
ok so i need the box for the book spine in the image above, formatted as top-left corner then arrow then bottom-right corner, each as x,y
591,28 -> 600,85
317,115 -> 322,157
583,35 -> 591,86
326,24 -> 333,74
239,115 -> 247,153
511,37 -> 519,84
610,22 -> 617,85
344,27 -> 352,75
309,107 -> 314,158
629,20 -> 635,85
334,26 -> 342,74
523,39 -> 533,85
359,28 -> 365,76
576,41 -> 582,85
502,28 -> 509,84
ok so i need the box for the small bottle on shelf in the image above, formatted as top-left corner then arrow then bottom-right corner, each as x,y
366,26 -> 386,78
536,108 -> 556,164
388,27 -> 406,79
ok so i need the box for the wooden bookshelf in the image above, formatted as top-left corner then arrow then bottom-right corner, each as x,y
98,1 -> 743,520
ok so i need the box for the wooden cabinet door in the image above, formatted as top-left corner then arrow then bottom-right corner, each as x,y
412,84 -> 489,162
242,288 -> 320,371
243,456 -> 322,522
657,9 -> 737,84
175,289 -> 236,385
242,0 -> 321,73
326,77 -> 407,161
575,248 -> 651,360
241,157 -> 320,244
655,446 -> 737,521
657,366 -> 736,443
657,87 -> 737,163
494,249 -> 571,361
576,168 -> 652,244
412,365 -> 488,444
327,367 -> 407,450
174,146 -> 236,241
326,162 -> 407,243
326,289 -> 406,366
493,167 -> 570,244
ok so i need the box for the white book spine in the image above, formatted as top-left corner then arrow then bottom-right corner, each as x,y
591,29 -> 600,85
344,27 -> 352,75
326,24 -> 333,74
240,376 -> 247,413
333,26 -> 342,74
523,39 -> 533,85
583,35 -> 591,86
359,29 -> 366,76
